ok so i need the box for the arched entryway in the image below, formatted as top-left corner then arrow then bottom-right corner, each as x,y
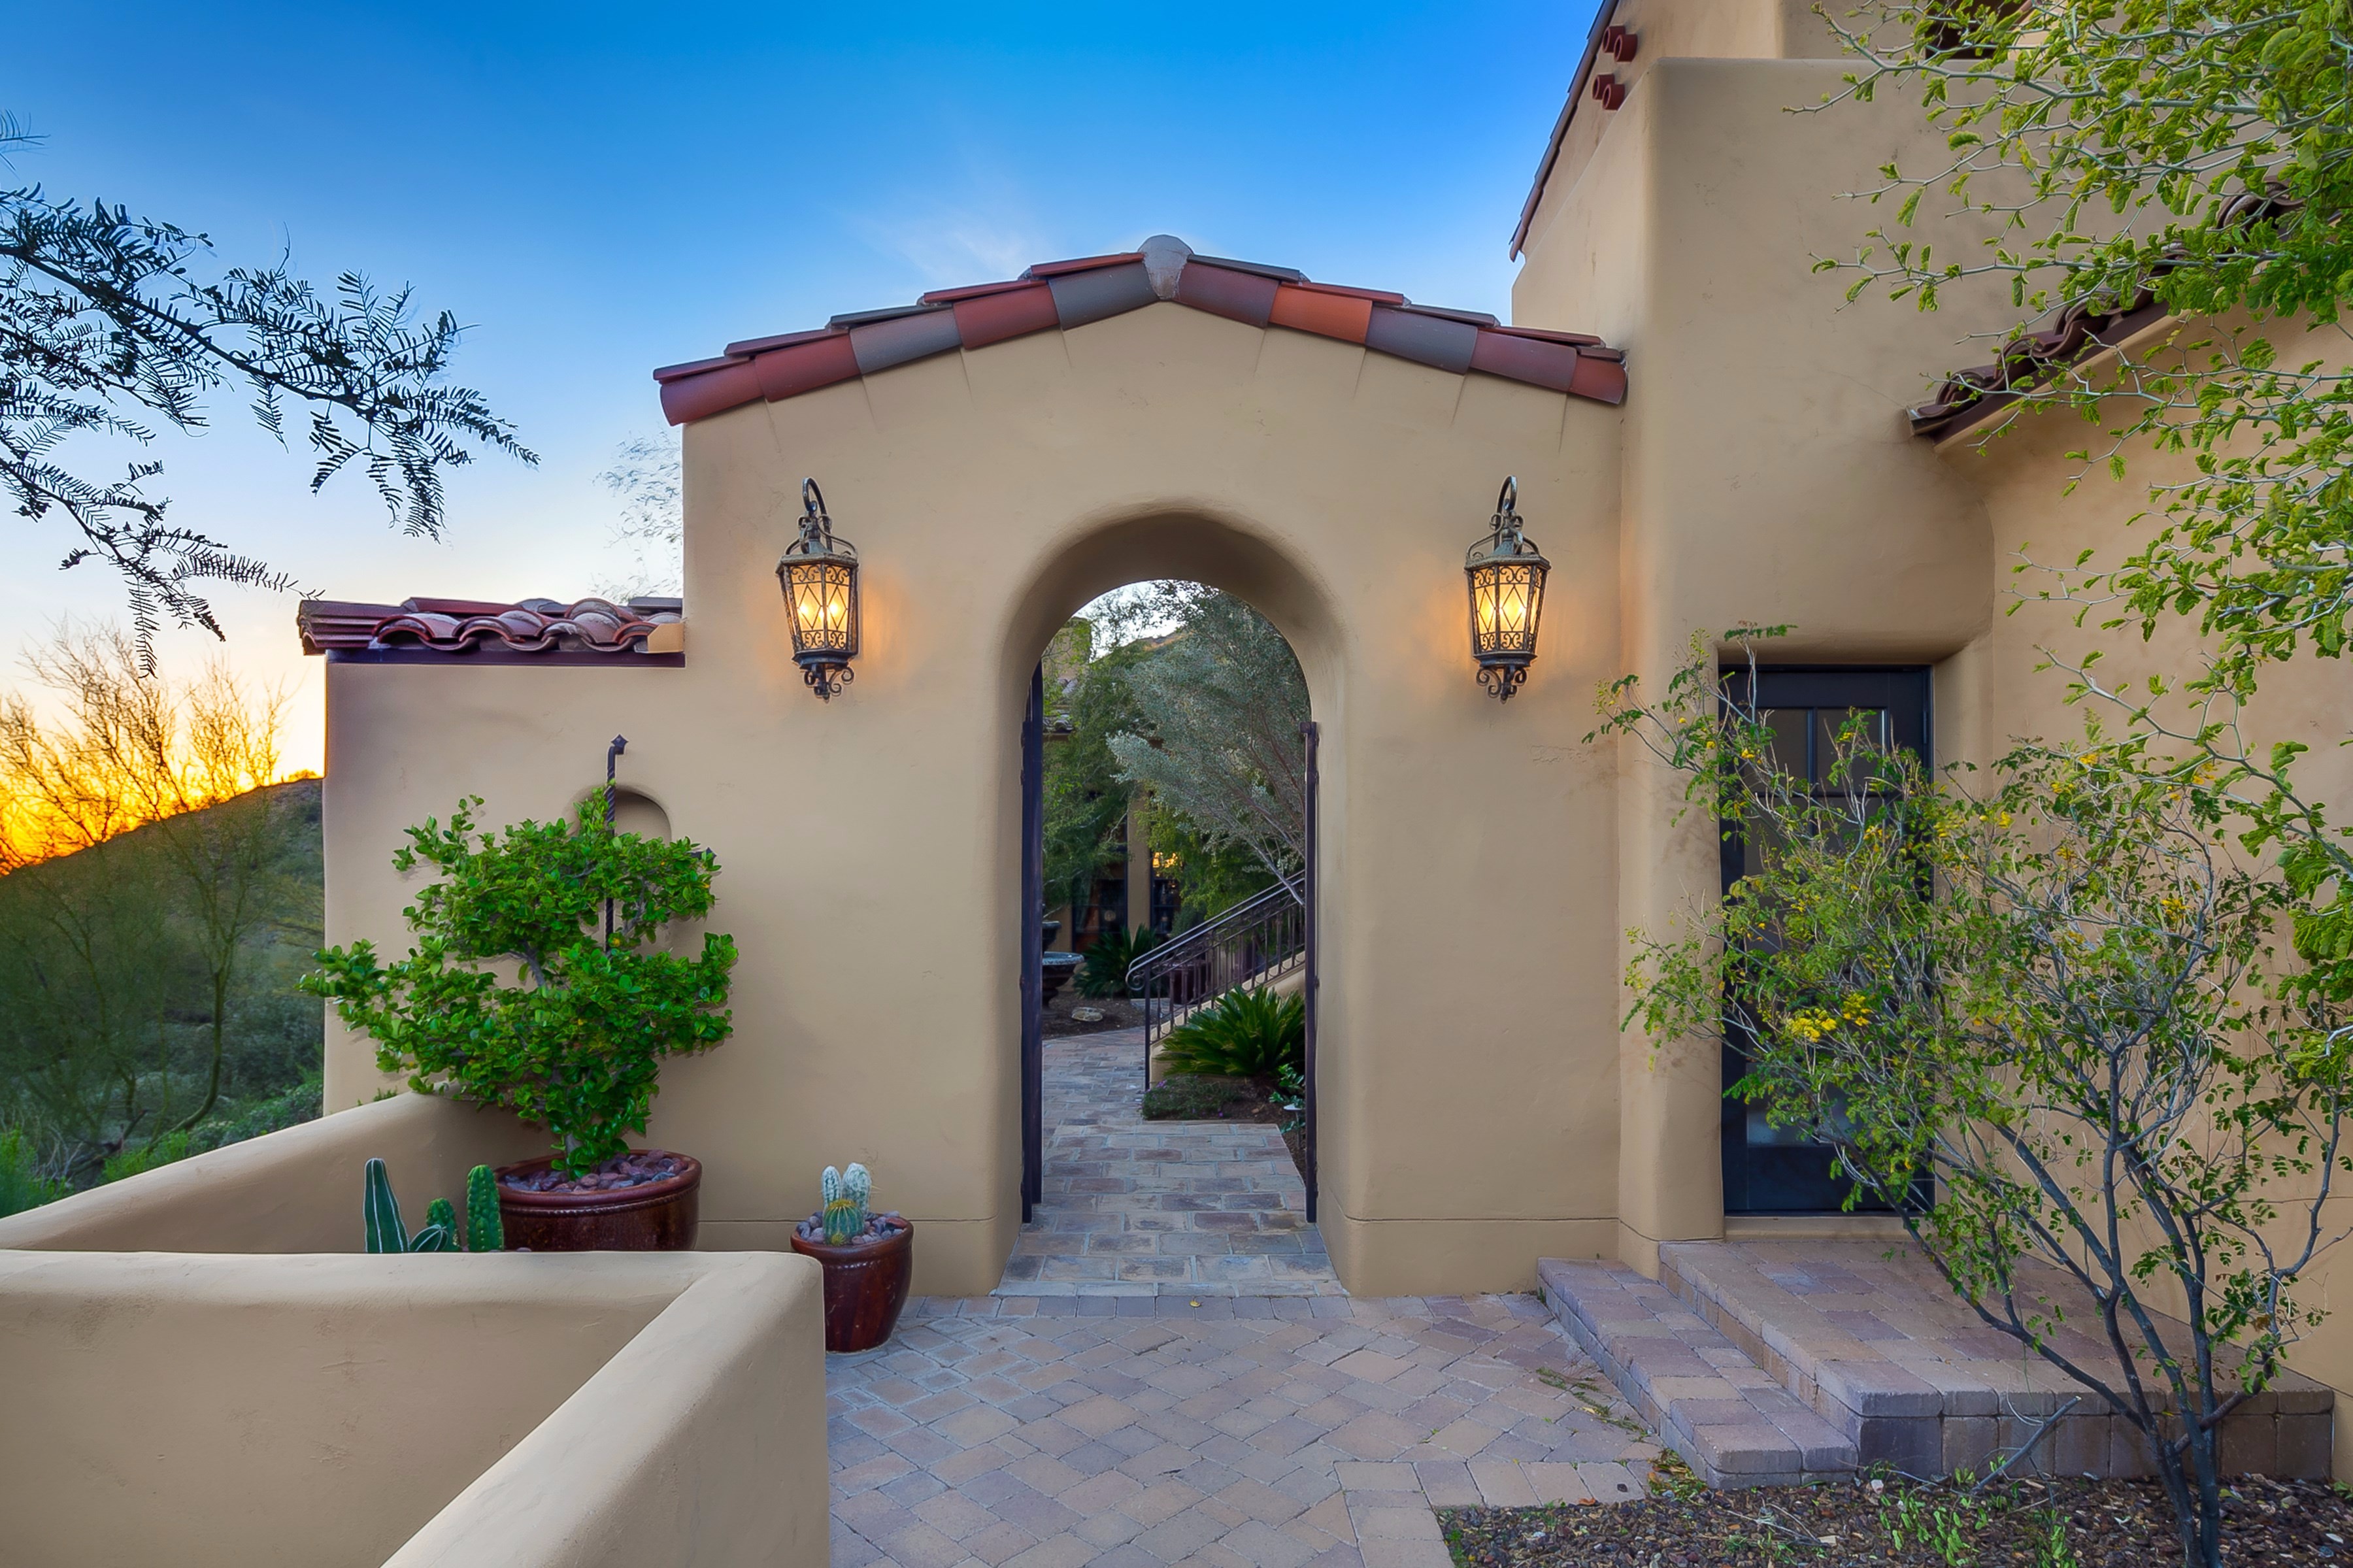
1005,568 -> 1330,1295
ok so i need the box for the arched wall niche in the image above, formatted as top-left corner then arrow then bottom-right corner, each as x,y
609,788 -> 672,842
562,783 -> 672,841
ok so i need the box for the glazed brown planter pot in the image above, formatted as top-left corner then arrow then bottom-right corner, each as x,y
790,1217 -> 914,1352
493,1151 -> 702,1251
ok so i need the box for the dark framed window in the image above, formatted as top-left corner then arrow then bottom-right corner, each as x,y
1718,666 -> 1931,1216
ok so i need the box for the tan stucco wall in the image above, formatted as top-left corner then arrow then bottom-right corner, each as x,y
322,301 -> 1625,1296
1924,369 -> 2353,1479
0,1249 -> 825,1568
1515,56 -> 2003,1271
0,1092 -> 543,1254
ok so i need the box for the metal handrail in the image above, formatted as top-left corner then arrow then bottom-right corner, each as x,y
1126,878 -> 1306,1067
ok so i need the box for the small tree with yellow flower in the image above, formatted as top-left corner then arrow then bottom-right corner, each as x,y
1596,632 -> 2353,1568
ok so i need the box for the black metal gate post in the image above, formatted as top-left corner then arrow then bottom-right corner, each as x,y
1020,666 -> 1045,1221
1301,719 -> 1320,1224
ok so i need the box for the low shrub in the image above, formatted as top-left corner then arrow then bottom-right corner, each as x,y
1079,924 -> 1163,999
1157,986 -> 1303,1079
1142,1075 -> 1257,1120
0,1129 -> 65,1216
103,1128 -> 193,1184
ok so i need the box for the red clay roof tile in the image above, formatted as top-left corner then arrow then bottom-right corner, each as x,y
297,597 -> 681,659
754,334 -> 860,402
1175,261 -> 1281,327
1467,329 -> 1588,393
1267,283 -> 1373,343
1047,261 -> 1158,329
850,308 -> 963,375
1365,306 -> 1480,374
954,282 -> 1060,348
660,358 -> 763,424
654,237 -> 1624,424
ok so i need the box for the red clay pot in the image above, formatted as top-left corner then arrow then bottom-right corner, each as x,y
790,1217 -> 914,1352
493,1151 -> 702,1251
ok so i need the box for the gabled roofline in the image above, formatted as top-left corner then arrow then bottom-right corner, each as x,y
651,235 -> 1627,427
1508,0 -> 1622,260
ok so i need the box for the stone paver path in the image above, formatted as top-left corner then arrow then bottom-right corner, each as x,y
825,1025 -> 1661,1566
827,1293 -> 1660,1567
1001,1027 -> 1337,1296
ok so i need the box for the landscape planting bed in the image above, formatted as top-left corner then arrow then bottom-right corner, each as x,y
1439,1467 -> 2353,1567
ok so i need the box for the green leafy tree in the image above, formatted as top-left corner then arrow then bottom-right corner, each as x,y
1041,618 -> 1146,923
0,628 -> 318,1178
1105,585 -> 1309,899
1,112 -> 532,658
1822,3 -> 2353,705
305,792 -> 736,1176
1599,635 -> 2353,1568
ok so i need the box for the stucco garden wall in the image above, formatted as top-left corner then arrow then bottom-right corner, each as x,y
0,1249 -> 826,1568
0,1092 -> 544,1255
320,299 -> 1625,1297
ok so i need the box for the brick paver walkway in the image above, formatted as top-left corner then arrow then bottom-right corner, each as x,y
828,1294 -> 1660,1567
826,1028 -> 1661,1566
1001,1027 -> 1337,1296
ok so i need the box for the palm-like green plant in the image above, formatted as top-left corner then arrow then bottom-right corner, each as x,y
1079,924 -> 1162,999
1156,986 -> 1303,1079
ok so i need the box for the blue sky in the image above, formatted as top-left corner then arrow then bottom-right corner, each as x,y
2,1 -> 1600,766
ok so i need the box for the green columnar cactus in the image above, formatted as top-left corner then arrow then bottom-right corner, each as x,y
361,1157 -> 456,1252
821,1161 -> 872,1244
364,1156 -> 407,1252
465,1163 -> 504,1252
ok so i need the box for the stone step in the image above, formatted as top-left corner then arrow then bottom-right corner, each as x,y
1654,1239 -> 2335,1482
1537,1257 -> 1856,1490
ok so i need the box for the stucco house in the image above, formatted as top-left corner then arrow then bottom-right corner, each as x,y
6,3 -> 2347,1560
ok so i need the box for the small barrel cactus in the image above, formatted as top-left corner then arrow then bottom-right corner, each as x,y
465,1163 -> 504,1252
821,1161 -> 873,1244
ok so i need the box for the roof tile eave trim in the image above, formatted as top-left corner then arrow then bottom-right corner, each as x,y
295,596 -> 680,661
654,247 -> 1629,426
1907,296 -> 2173,441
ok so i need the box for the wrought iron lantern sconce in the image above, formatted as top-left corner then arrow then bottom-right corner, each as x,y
1463,476 -> 1549,701
777,478 -> 860,699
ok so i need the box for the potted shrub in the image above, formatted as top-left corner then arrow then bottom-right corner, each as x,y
307,791 -> 736,1250
790,1162 -> 913,1352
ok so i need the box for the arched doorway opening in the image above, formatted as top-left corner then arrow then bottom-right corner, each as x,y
996,514 -> 1340,1295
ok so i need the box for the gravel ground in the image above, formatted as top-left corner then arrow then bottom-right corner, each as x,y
1440,1461 -> 2353,1567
